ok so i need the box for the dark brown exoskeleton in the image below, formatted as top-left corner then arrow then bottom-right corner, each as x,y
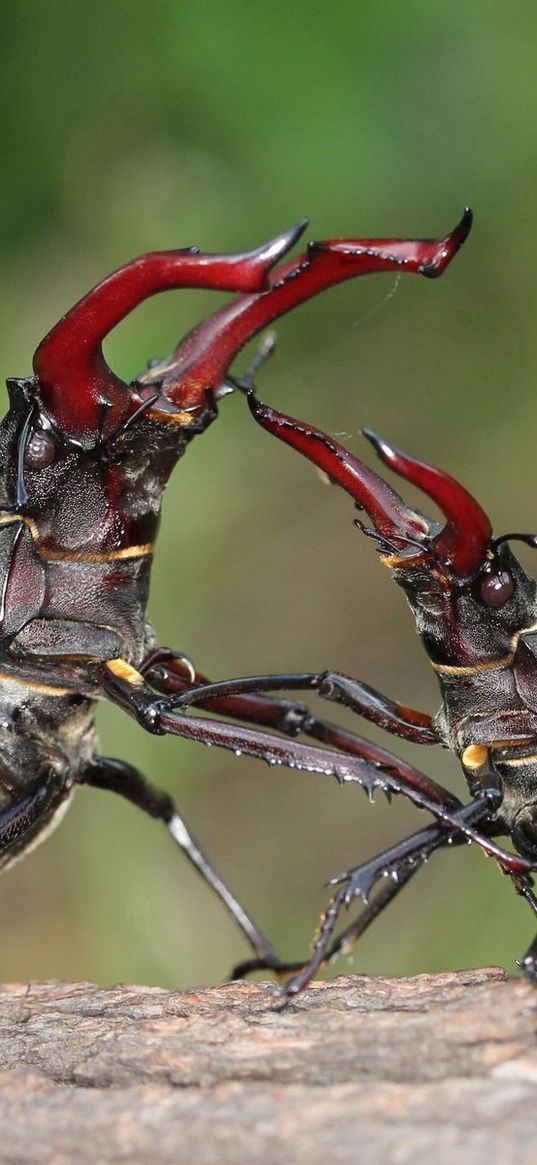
0,211 -> 482,984
161,211 -> 537,995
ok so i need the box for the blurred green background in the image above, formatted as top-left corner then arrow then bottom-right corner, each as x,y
0,1 -> 536,988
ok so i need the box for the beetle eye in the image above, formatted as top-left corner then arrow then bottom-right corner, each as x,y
479,569 -> 514,608
24,429 -> 56,469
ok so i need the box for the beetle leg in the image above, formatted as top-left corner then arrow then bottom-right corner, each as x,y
81,755 -> 287,972
312,671 -> 437,742
141,651 -> 317,739
518,932 -> 537,982
230,865 -> 418,980
152,665 -> 439,745
98,660 -> 533,875
143,661 -> 445,806
327,788 -> 497,907
99,658 -> 458,810
520,943 -> 537,980
279,796 -> 495,996
0,771 -> 68,868
231,840 -> 426,982
510,875 -> 537,982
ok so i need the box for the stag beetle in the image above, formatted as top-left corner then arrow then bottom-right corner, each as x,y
0,210 -> 482,985
160,210 -> 537,996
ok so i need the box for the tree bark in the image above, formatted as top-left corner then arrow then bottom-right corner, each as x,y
0,967 -> 536,1164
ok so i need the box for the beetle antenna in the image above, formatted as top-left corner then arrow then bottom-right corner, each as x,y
353,519 -> 430,557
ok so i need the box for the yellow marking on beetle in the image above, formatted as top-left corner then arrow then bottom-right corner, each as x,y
432,620 -> 537,677
461,744 -> 489,770
0,670 -> 75,696
146,407 -> 196,426
0,513 -> 40,540
489,736 -> 536,750
458,707 -> 533,726
0,514 -> 153,562
499,753 -> 537,767
461,737 -> 537,772
42,543 -> 154,563
432,654 -> 513,677
105,659 -> 145,686
381,552 -> 429,570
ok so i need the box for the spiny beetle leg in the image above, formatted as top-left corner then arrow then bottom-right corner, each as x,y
160,668 -> 439,745
137,661 -> 457,810
97,660 -> 533,875
280,795 -> 497,997
232,824 -> 460,981
518,934 -> 537,983
141,671 -> 537,877
329,797 -> 492,908
99,659 -> 457,810
144,662 -> 461,827
313,861 -> 418,970
229,865 -> 418,982
141,655 -> 446,983
81,756 -> 286,971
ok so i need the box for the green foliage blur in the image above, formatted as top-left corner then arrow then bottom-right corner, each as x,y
0,1 -> 536,988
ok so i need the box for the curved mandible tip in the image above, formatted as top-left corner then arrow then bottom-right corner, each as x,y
305,207 -> 473,279
158,209 -> 473,412
418,206 -> 473,278
248,393 -> 427,545
363,428 -> 492,577
32,221 -> 308,444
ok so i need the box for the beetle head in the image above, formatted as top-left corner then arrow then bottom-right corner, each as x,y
248,395 -> 537,674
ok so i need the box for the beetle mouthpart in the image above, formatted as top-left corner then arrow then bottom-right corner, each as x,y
363,430 -> 492,579
248,394 -> 427,546
31,222 -> 308,445
418,206 -> 473,277
32,211 -> 471,447
308,206 -> 473,280
162,210 -> 473,416
248,391 -> 492,575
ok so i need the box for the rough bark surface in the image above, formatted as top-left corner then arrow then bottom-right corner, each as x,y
0,967 -> 536,1163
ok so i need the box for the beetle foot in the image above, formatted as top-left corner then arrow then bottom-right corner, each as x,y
328,847 -> 427,907
230,953 -> 305,981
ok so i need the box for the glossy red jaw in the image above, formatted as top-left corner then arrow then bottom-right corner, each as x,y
362,431 -> 492,577
32,209 -> 472,447
248,396 -> 492,580
32,222 -> 307,444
